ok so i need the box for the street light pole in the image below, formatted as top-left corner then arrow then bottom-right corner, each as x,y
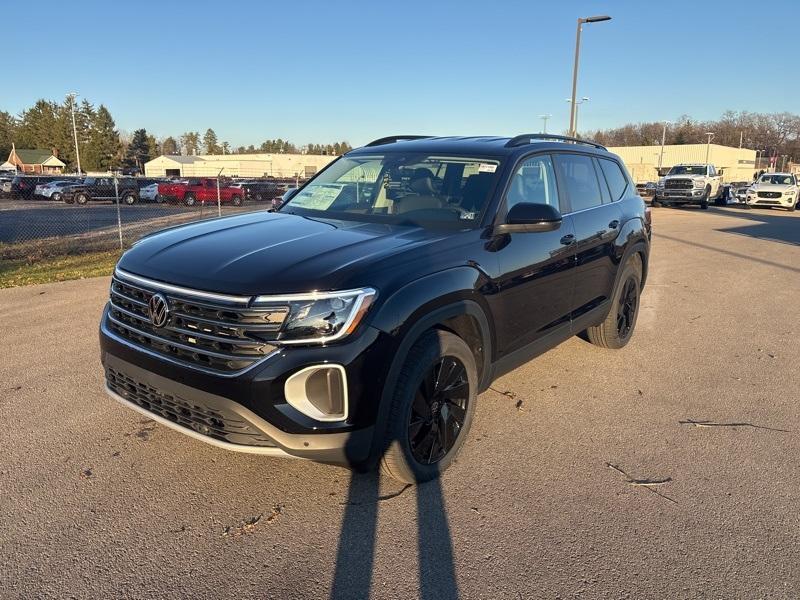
539,114 -> 552,134
566,97 -> 589,136
67,92 -> 82,175
658,121 -> 672,171
704,132 -> 714,165
568,15 -> 610,137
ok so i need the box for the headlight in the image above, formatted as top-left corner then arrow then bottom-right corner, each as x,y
254,288 -> 376,344
657,178 -> 665,188
693,180 -> 705,188
785,188 -> 796,196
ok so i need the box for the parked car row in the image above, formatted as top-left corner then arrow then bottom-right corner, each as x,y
1,173 -> 296,207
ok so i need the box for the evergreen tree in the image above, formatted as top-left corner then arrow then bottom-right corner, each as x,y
180,131 -> 200,155
124,129 -> 151,171
83,105 -> 120,171
146,134 -> 159,160
0,111 -> 16,159
203,128 -> 219,154
162,136 -> 179,155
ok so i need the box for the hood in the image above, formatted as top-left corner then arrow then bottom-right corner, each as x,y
117,211 -> 457,295
752,183 -> 795,191
665,173 -> 705,179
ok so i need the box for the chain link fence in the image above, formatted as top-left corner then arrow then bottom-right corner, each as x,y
0,173 -> 302,271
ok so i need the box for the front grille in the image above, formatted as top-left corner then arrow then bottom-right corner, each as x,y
757,191 -> 782,199
106,367 -> 276,447
665,178 -> 693,189
107,274 -> 287,373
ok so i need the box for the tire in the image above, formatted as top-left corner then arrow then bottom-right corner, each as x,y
75,192 -> 89,205
155,194 -> 164,204
379,330 -> 478,484
51,192 -> 62,202
585,254 -> 643,350
255,192 -> 263,202
789,199 -> 797,212
232,195 -> 243,206
123,193 -> 136,205
699,186 -> 710,210
183,193 -> 196,206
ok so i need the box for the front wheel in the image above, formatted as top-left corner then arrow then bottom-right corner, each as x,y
75,192 -> 89,205
51,192 -> 62,202
122,193 -> 137,205
789,199 -> 797,212
183,193 -> 196,206
231,195 -> 243,206
585,254 -> 643,349
699,186 -> 710,209
379,330 -> 477,484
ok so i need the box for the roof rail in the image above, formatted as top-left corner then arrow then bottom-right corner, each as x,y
365,135 -> 433,147
505,133 -> 606,150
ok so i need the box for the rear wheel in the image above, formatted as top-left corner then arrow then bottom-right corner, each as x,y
379,330 -> 477,484
232,195 -> 243,206
155,194 -> 165,204
585,254 -> 642,349
122,193 -> 136,205
75,192 -> 89,205
183,193 -> 196,206
51,192 -> 62,202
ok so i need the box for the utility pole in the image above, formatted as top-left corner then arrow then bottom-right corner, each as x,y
568,15 -> 611,137
539,114 -> 552,134
67,92 -> 82,175
739,131 -> 743,148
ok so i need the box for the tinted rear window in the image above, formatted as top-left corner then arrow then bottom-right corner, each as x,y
598,159 -> 629,202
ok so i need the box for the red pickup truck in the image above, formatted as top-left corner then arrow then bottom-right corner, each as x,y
158,178 -> 245,206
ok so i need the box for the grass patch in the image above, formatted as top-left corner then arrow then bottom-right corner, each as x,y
0,250 -> 121,288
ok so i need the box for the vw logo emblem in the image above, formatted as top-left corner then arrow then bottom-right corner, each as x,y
148,293 -> 170,328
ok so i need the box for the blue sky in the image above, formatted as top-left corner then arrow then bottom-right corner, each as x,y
5,0 -> 798,147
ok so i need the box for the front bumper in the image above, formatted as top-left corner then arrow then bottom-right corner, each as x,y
746,194 -> 796,207
655,188 -> 707,203
99,306 -> 393,466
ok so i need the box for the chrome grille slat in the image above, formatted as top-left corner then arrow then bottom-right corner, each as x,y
107,313 -> 261,362
106,275 -> 287,374
109,300 -> 268,349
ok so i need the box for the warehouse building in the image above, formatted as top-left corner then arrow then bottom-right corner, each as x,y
144,153 -> 337,179
608,144 -> 757,183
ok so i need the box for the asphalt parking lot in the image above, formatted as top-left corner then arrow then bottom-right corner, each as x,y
0,199 -> 259,244
1,206 -> 799,599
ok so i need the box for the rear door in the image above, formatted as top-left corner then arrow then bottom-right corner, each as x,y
553,153 -> 623,319
488,153 -> 577,357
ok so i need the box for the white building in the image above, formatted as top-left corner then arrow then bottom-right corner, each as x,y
609,144 -> 757,183
144,153 -> 337,179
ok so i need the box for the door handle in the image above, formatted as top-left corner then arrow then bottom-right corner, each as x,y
560,234 -> 575,245
608,220 -> 620,229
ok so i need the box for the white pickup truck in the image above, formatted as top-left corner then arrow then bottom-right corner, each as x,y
653,164 -> 723,209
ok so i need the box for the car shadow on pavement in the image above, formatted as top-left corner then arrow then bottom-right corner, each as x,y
330,470 -> 458,600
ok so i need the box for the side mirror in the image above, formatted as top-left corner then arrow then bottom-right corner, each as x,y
495,202 -> 562,234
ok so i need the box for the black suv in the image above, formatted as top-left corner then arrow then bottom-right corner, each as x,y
63,176 -> 139,205
100,134 -> 651,483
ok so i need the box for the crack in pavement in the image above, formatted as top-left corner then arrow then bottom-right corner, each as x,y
679,419 -> 792,433
340,484 -> 412,506
606,463 -> 678,505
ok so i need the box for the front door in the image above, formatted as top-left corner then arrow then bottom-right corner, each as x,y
486,153 -> 577,357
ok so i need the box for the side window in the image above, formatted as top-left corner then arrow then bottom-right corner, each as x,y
505,154 -> 559,211
709,165 -> 716,177
598,158 -> 629,202
553,153 -> 603,212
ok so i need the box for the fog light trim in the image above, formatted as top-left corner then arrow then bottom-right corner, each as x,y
284,364 -> 348,422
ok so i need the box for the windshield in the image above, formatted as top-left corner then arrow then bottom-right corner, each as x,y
759,174 -> 795,185
668,165 -> 707,176
280,153 -> 502,227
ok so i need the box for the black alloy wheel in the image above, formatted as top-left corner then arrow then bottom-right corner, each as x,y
408,356 -> 469,465
617,277 -> 639,339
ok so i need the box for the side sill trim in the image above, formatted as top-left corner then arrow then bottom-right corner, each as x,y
105,385 -> 296,458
